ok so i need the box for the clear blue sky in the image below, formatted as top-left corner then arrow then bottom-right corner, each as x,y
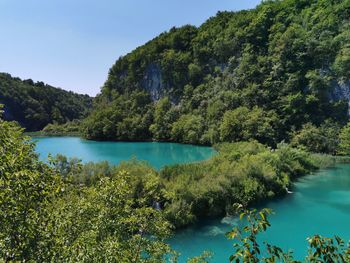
0,0 -> 261,96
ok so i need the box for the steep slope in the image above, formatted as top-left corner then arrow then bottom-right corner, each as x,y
84,0 -> 350,146
0,73 -> 93,131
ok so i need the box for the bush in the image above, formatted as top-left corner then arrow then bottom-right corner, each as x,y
291,122 -> 340,154
338,122 -> 350,155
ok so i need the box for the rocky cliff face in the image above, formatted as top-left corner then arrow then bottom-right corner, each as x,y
141,64 -> 166,101
331,80 -> 350,115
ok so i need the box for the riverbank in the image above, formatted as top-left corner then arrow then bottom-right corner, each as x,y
31,120 -> 82,137
308,153 -> 350,168
25,131 -> 81,137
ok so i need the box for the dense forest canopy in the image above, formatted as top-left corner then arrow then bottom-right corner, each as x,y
83,0 -> 350,150
0,73 -> 92,131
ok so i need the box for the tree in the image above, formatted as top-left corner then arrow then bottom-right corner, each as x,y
46,171 -> 176,262
333,47 -> 350,79
220,107 -> 277,145
291,122 -> 340,154
0,107 -> 63,261
338,122 -> 350,155
227,205 -> 291,262
0,73 -> 92,131
150,97 -> 178,140
171,114 -> 204,144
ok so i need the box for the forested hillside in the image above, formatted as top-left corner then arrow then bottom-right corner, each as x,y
0,73 -> 92,131
83,0 -> 350,149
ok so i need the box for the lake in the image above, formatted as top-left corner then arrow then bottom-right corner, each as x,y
33,137 -> 350,262
33,136 -> 214,169
170,164 -> 350,262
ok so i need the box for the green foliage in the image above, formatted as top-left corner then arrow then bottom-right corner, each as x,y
67,159 -> 115,186
0,109 -> 63,261
220,107 -> 278,145
227,205 -> 282,263
49,154 -> 83,179
306,235 -> 350,263
186,251 -> 213,263
150,97 -> 178,140
290,122 -> 340,154
334,47 -> 350,79
0,73 -> 92,131
338,122 -> 350,155
160,141 -> 318,228
171,114 -> 205,144
84,0 -> 350,146
82,90 -> 153,140
46,171 -> 175,262
41,119 -> 82,136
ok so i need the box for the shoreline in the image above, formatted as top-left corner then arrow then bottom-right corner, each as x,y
31,135 -> 350,230
27,133 -> 214,147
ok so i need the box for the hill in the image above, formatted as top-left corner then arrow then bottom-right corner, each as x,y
0,73 -> 93,131
82,0 -> 350,146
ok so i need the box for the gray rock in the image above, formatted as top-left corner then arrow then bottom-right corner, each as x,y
330,79 -> 350,115
142,64 -> 165,101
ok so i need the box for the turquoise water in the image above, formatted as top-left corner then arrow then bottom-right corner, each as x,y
33,137 -> 350,262
33,136 -> 214,169
170,164 -> 350,262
